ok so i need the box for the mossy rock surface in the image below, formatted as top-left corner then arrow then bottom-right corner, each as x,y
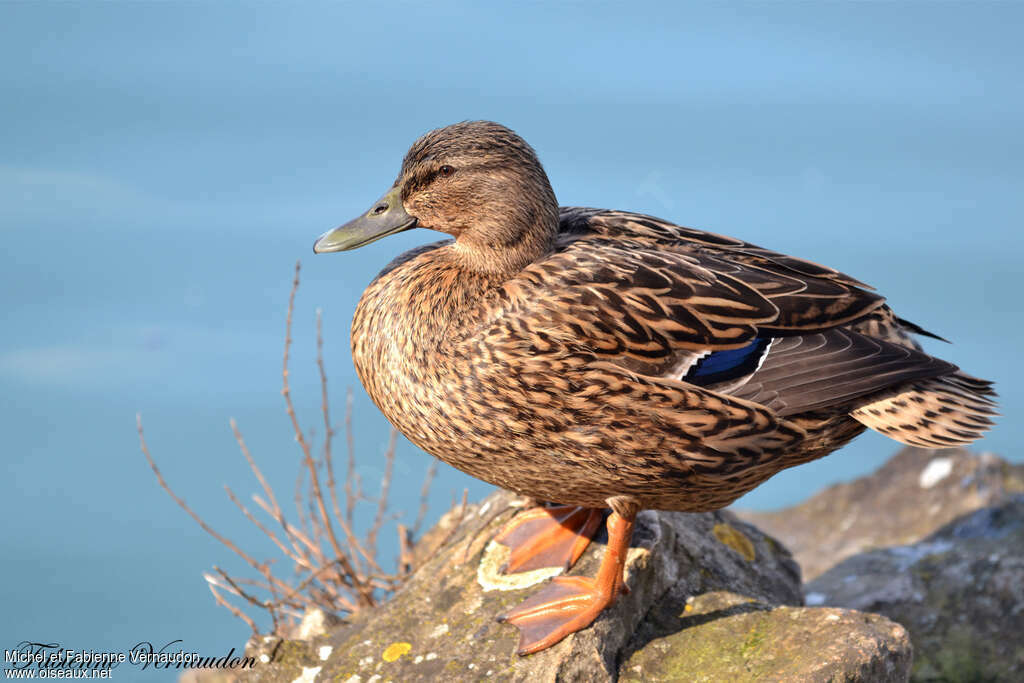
620,591 -> 911,682
235,490 -> 911,682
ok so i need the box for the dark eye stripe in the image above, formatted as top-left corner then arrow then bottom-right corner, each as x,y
402,161 -> 492,198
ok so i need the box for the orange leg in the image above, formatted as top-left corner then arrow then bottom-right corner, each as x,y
493,505 -> 607,574
497,511 -> 636,655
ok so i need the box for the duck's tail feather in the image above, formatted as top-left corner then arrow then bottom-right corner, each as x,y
850,373 -> 998,447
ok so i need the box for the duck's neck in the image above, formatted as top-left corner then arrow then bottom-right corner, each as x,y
452,189 -> 559,280
452,226 -> 552,278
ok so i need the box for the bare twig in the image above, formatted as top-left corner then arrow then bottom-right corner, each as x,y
317,309 -> 344,535
396,523 -> 412,575
214,566 -> 268,609
366,428 -> 398,561
293,465 -> 310,542
207,582 -> 259,636
251,494 -> 326,566
227,575 -> 315,612
231,418 -> 282,522
412,461 -> 438,538
217,565 -> 283,636
223,485 -> 307,572
344,389 -> 359,526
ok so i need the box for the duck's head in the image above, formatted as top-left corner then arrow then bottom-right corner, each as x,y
314,121 -> 558,276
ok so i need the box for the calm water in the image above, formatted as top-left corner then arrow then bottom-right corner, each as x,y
2,3 -> 1021,679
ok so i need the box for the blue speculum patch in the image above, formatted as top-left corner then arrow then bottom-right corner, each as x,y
687,337 -> 772,385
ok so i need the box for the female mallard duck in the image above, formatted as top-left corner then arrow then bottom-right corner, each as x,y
314,121 -> 996,655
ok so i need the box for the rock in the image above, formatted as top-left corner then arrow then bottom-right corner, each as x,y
620,592 -> 911,683
734,448 -> 1024,580
237,491 -> 912,682
808,495 -> 1024,682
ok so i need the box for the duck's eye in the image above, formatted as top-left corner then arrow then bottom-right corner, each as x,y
438,165 -> 455,178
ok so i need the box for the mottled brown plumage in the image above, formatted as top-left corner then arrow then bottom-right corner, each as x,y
314,120 -> 997,654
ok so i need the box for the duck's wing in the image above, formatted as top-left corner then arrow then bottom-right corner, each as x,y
482,209 -> 956,417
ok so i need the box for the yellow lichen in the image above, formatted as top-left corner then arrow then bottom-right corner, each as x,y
381,642 -> 412,663
712,523 -> 756,562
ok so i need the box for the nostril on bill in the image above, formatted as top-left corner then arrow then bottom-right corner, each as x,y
372,203 -> 388,216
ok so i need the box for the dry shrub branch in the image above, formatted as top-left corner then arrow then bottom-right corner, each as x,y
137,261 -> 434,637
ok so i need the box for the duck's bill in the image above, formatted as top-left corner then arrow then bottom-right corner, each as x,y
313,186 -> 417,253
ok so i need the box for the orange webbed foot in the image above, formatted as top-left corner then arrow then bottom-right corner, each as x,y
497,574 -> 624,655
494,505 -> 606,573
497,510 -> 636,655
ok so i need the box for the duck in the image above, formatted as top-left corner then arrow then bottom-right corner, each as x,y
313,120 -> 997,655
